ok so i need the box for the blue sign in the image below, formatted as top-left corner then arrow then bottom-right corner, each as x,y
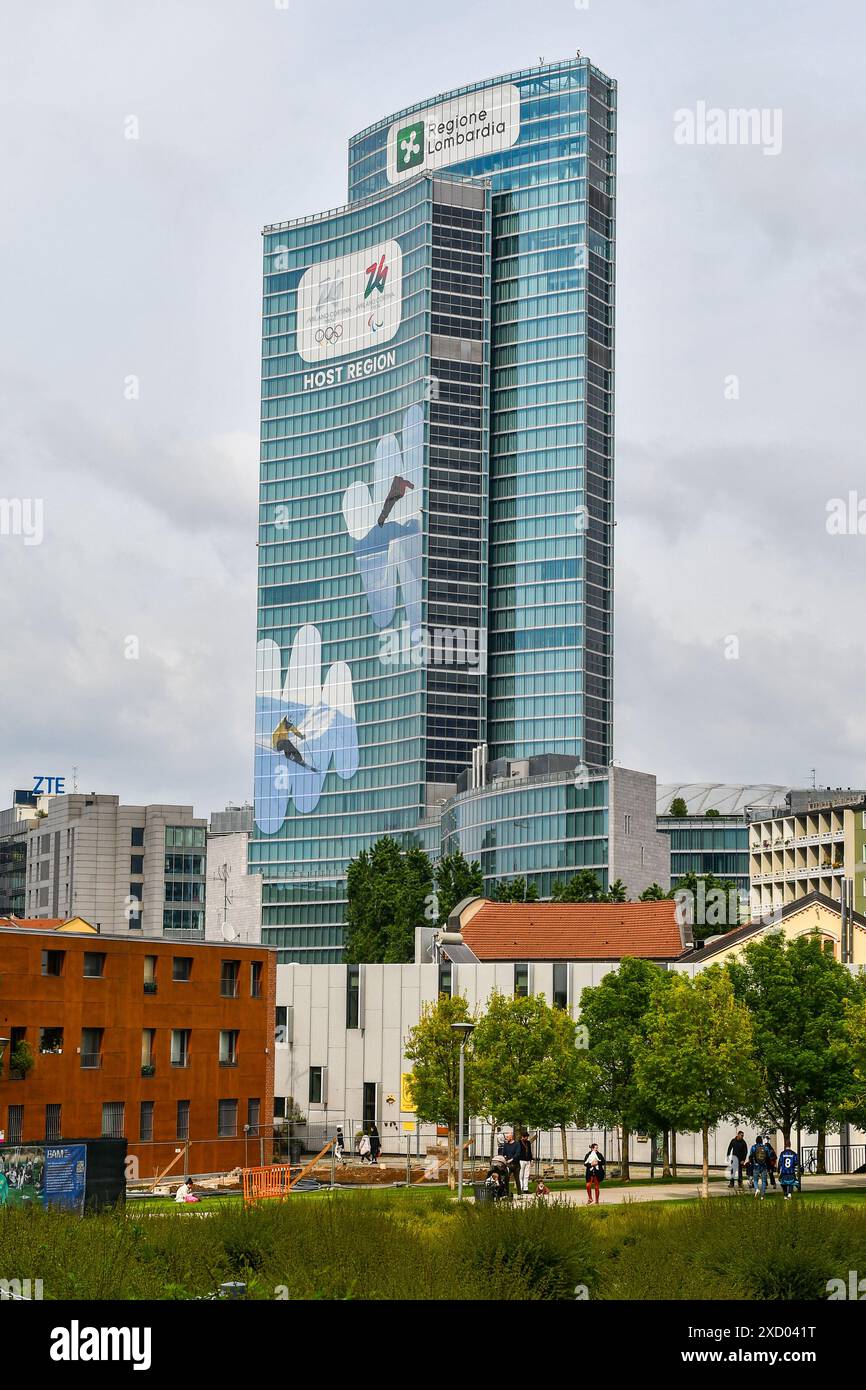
31,775 -> 65,794
43,1145 -> 87,1212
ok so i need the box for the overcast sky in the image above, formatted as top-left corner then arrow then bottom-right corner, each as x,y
1,0 -> 864,817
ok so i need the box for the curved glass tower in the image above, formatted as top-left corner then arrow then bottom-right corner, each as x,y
253,57 -> 616,960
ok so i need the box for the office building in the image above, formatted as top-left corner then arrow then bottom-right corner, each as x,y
22,794 -> 207,938
0,924 -> 275,1176
441,757 -> 669,899
0,790 -> 41,916
205,805 -> 262,944
749,789 -> 866,919
253,57 -> 618,959
656,783 -> 790,898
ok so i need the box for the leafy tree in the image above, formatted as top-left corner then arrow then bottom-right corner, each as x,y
704,808 -> 720,818
572,957 -> 669,1180
843,996 -> 866,1132
489,877 -> 538,903
345,836 -> 433,963
403,994 -> 477,1188
606,878 -> 628,903
472,991 -> 586,1172
637,968 -> 762,1197
551,870 -> 608,903
639,883 -> 668,901
668,797 -> 688,817
670,870 -> 741,945
434,850 -> 483,925
727,933 -> 863,1147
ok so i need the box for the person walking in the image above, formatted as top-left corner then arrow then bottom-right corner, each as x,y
764,1136 -> 778,1189
518,1130 -> 533,1198
498,1128 -> 522,1193
358,1131 -> 372,1164
749,1135 -> 770,1199
583,1142 -> 606,1204
369,1122 -> 381,1166
726,1130 -> 748,1188
778,1144 -> 800,1199
334,1127 -> 347,1164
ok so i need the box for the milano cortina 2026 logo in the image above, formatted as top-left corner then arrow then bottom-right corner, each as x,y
295,240 -> 402,363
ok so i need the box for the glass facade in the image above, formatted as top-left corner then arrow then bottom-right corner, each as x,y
658,816 -> 751,895
441,771 -> 609,899
349,58 -> 616,768
254,57 -> 616,960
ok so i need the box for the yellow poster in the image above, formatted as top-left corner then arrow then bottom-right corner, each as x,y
401,1121 -> 416,1132
400,1072 -> 416,1112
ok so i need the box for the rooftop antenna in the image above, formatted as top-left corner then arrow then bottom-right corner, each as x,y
72,766 -> 79,793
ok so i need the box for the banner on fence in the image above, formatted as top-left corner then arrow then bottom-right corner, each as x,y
0,1144 -> 86,1213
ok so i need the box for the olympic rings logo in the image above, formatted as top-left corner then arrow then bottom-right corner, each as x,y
315,324 -> 344,344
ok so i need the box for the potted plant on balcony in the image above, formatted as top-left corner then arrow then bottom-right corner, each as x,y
141,1063 -> 156,1077
9,1040 -> 34,1080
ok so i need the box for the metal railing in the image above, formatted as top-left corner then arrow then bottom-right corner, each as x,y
800,1144 -> 866,1175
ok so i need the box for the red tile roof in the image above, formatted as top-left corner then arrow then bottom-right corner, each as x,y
459,900 -> 685,961
0,918 -> 66,930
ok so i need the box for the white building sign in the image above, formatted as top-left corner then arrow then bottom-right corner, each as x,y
386,83 -> 521,184
296,239 -> 402,365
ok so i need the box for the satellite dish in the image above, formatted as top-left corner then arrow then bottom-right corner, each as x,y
221,921 -> 237,941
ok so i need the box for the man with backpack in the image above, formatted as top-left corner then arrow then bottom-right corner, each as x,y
777,1144 -> 800,1199
750,1135 -> 770,1199
764,1136 -> 778,1189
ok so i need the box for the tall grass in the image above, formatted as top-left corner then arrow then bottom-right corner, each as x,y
0,1193 -> 863,1300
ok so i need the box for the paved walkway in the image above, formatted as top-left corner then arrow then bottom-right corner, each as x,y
552,1173 -> 866,1206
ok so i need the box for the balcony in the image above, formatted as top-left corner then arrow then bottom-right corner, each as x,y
140,1064 -> 156,1077
143,981 -> 157,995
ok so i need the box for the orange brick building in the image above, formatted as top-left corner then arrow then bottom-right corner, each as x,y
0,924 -> 275,1178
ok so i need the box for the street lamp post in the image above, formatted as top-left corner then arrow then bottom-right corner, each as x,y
451,1022 -> 475,1201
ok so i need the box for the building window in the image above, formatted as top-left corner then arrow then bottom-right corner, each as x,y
171,1030 -> 190,1068
80,1027 -> 103,1068
39,1026 -> 64,1054
141,1028 -> 156,1074
438,961 -> 453,997
83,952 -> 106,978
102,1102 -> 125,1138
139,1101 -> 154,1143
176,1100 -> 190,1141
130,856 -> 144,875
251,961 -> 263,998
220,960 -> 240,997
41,950 -> 64,977
131,827 -> 145,848
172,957 -> 192,983
7,1105 -> 23,1144
247,1098 -> 261,1136
308,1067 -> 324,1105
218,1099 -> 238,1138
219,1030 -> 238,1067
144,956 -> 157,993
514,963 -> 530,998
45,1103 -> 62,1142
625,814 -> 632,835
346,964 -> 360,1027
362,1082 -> 377,1129
552,963 -> 568,1010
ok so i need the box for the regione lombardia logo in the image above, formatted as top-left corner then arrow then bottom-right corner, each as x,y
396,120 -> 425,170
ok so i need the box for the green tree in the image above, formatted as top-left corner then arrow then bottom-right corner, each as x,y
606,878 -> 628,903
727,933 -> 862,1147
667,797 -> 688,817
639,883 -> 668,901
473,991 -> 586,1173
434,850 -> 483,925
490,877 -> 538,903
572,957 -> 669,1180
550,870 -> 607,902
704,808 -> 720,818
345,836 -> 433,963
670,871 -> 741,945
403,994 -> 477,1188
637,968 -> 762,1197
843,996 -> 866,1132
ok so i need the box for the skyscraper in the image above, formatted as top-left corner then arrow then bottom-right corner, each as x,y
253,57 -> 618,960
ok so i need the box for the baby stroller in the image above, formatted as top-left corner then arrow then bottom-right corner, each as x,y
484,1155 -> 511,1201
